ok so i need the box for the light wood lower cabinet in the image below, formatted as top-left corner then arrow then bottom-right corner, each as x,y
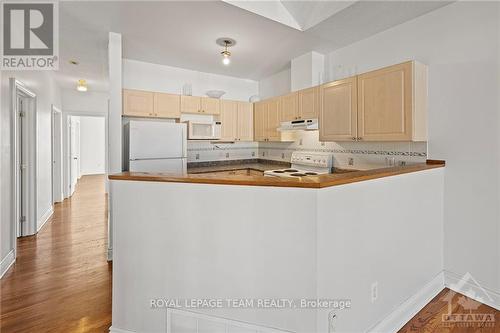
319,77 -> 358,141
320,61 -> 427,142
123,89 -> 155,117
154,92 -> 180,118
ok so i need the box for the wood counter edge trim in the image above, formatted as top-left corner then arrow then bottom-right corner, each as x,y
108,160 -> 445,189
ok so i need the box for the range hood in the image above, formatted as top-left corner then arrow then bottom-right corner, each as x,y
278,119 -> 319,131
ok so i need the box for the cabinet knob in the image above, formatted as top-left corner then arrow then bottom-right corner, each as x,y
357,137 -> 363,140
351,137 -> 356,141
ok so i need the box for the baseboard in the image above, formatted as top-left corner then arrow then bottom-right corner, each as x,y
367,271 -> 445,333
109,326 -> 135,333
37,206 -> 54,232
444,270 -> 500,311
0,249 -> 16,279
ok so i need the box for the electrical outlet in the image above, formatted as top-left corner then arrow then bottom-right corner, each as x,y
371,282 -> 378,303
321,141 -> 325,146
398,160 -> 406,166
225,152 -> 229,158
195,153 -> 200,160
262,151 -> 266,157
251,152 -> 255,157
299,139 -> 303,146
282,153 -> 285,159
348,158 -> 354,166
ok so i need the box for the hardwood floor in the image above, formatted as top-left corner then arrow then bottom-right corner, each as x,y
0,175 -> 112,333
399,288 -> 499,333
1,174 -> 498,333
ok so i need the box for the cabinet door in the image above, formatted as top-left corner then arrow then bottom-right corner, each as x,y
237,102 -> 253,141
267,98 -> 281,141
254,101 -> 267,142
154,92 -> 180,118
299,86 -> 319,119
181,96 -> 201,114
123,89 -> 155,117
280,92 -> 299,122
357,62 -> 412,141
201,97 -> 220,115
219,100 -> 238,141
319,77 -> 358,141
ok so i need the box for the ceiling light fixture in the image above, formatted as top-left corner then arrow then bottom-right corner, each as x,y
76,79 -> 88,92
216,38 -> 236,66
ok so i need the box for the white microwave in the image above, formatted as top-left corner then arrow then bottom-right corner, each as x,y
186,121 -> 221,140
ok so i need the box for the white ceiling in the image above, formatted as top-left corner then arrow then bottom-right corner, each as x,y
58,1 -> 452,92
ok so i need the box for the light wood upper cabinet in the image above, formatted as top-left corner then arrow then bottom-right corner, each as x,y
201,97 -> 220,115
219,100 -> 238,141
299,86 -> 319,119
154,92 -> 180,118
123,89 -> 155,117
320,61 -> 427,142
254,101 -> 267,142
267,98 -> 281,141
280,92 -> 299,122
357,61 -> 421,141
219,101 -> 254,142
319,77 -> 358,142
237,102 -> 254,141
180,95 -> 201,114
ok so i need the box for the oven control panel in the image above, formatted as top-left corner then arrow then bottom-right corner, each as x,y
291,151 -> 333,168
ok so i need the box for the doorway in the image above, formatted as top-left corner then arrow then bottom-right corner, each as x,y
65,114 -> 107,198
10,79 -> 37,240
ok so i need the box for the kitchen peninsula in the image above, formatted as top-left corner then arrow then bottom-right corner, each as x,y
108,160 -> 445,333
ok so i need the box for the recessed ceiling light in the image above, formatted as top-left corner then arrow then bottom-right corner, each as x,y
69,60 -> 79,65
76,79 -> 88,92
216,38 -> 236,66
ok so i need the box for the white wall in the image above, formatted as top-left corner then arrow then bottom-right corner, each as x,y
62,89 -> 108,114
324,1 -> 500,292
0,71 -> 62,273
123,59 -> 259,102
79,117 -> 106,175
258,68 -> 291,99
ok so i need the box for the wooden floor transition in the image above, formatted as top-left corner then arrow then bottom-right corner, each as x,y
1,174 -> 498,332
1,175 -> 112,333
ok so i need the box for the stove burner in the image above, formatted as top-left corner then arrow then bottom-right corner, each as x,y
283,169 -> 299,173
272,170 -> 285,173
304,172 -> 318,175
290,173 -> 308,177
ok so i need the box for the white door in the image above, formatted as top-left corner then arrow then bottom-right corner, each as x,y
17,97 -> 29,237
70,118 -> 78,195
129,121 -> 186,159
52,109 -> 63,203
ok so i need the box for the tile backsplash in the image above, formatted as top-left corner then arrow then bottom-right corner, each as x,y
188,131 -> 427,170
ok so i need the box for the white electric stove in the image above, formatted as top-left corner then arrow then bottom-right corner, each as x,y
264,151 -> 333,178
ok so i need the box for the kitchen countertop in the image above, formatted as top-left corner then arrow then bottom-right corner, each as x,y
109,160 -> 445,189
187,162 -> 284,174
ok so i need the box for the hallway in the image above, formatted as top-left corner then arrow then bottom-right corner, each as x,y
0,175 -> 111,332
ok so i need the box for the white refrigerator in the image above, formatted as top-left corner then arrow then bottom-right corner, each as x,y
124,120 -> 187,173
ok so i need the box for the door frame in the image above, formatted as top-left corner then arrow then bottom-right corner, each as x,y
63,111 -> 109,198
10,78 -> 37,246
51,105 -> 63,203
